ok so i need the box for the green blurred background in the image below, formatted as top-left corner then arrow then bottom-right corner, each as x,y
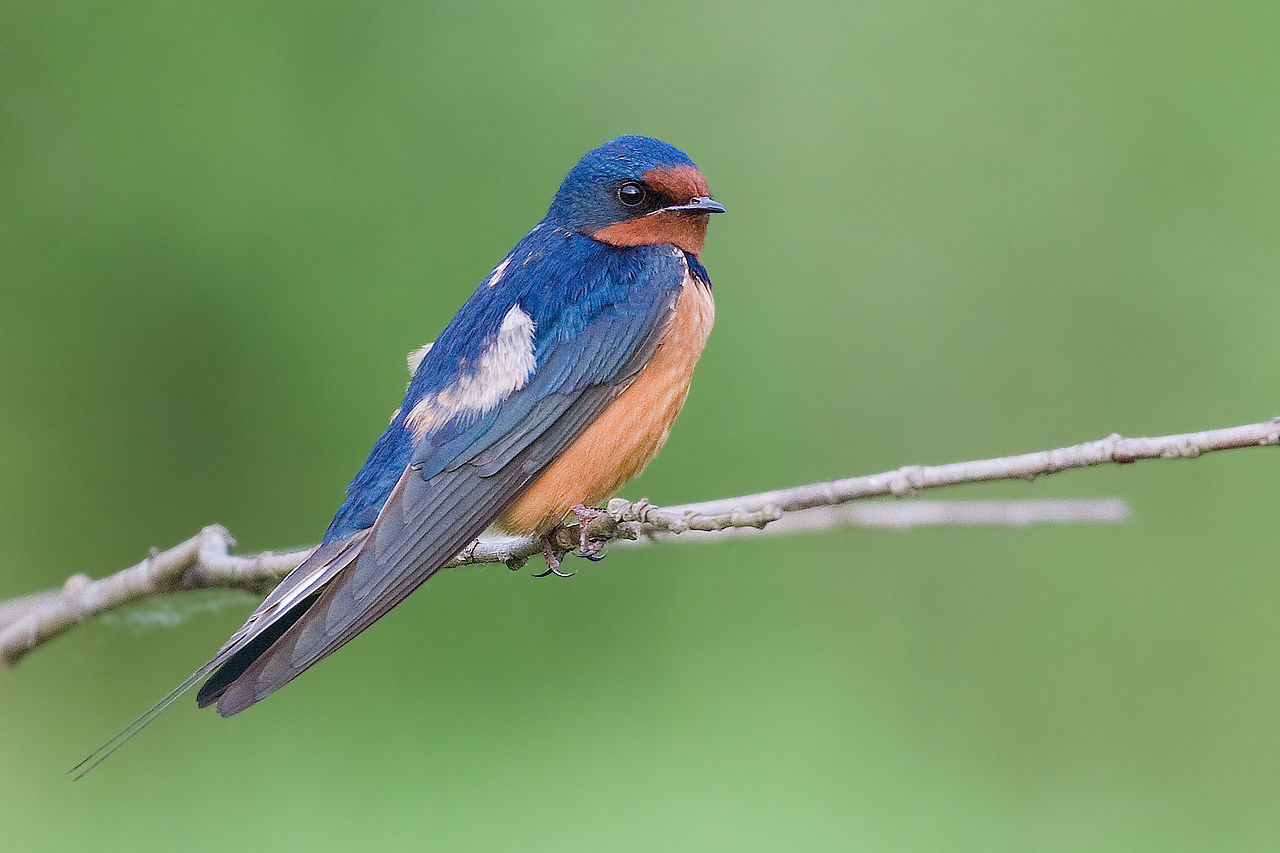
3,1 -> 1279,850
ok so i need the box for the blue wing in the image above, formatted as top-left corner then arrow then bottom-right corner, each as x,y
200,228 -> 688,714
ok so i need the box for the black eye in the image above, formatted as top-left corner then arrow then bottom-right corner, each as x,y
617,182 -> 646,207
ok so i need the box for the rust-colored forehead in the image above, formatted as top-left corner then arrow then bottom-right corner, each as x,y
642,164 -> 709,200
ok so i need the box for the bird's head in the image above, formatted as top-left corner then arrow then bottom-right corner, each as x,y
547,135 -> 725,256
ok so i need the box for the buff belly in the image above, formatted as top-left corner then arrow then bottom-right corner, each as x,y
495,276 -> 715,536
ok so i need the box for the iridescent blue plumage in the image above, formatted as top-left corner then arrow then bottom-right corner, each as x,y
73,135 -> 724,776
324,227 -> 688,543
322,136 -> 718,545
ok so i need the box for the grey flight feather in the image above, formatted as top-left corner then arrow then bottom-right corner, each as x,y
210,289 -> 679,716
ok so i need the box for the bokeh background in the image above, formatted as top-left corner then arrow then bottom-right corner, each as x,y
3,2 -> 1279,850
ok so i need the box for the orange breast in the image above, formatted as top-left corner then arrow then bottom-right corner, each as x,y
496,275 -> 715,535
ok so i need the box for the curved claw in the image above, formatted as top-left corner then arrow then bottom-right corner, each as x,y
536,526 -> 574,578
532,564 -> 576,579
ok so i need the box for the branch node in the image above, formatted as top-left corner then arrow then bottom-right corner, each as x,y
200,524 -> 235,554
1105,433 -> 1135,464
663,512 -> 691,534
888,466 -> 925,497
582,513 -> 618,543
61,574 -> 92,596
613,521 -> 641,541
548,525 -> 579,552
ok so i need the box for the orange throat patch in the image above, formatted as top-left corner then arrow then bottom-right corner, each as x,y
593,211 -> 710,255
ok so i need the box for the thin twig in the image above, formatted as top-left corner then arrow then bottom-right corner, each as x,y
1,416 -> 1275,667
642,498 -> 1132,541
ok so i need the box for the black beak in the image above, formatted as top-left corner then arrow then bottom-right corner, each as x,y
661,196 -> 727,214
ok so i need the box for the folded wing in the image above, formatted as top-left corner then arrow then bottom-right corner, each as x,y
208,268 -> 682,715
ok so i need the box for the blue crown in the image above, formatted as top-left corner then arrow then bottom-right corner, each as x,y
548,135 -> 700,231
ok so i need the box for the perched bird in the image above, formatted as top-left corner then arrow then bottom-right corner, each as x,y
76,134 -> 723,774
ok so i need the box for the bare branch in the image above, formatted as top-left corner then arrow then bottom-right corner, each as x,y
2,416 -> 1274,667
0,527 -> 311,667
646,497 -> 1132,541
667,418 -> 1280,516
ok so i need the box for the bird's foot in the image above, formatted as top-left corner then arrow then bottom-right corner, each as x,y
534,535 -> 574,578
532,504 -> 613,577
570,504 -> 611,561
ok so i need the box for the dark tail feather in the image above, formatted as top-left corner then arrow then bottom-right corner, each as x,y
196,592 -> 319,709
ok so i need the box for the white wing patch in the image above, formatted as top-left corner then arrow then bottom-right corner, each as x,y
486,255 -> 512,288
406,341 -> 434,376
405,304 -> 537,440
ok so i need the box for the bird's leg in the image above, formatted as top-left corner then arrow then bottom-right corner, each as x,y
532,504 -> 612,577
570,504 -> 611,562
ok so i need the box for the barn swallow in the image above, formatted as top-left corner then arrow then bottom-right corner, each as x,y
76,134 -> 723,775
